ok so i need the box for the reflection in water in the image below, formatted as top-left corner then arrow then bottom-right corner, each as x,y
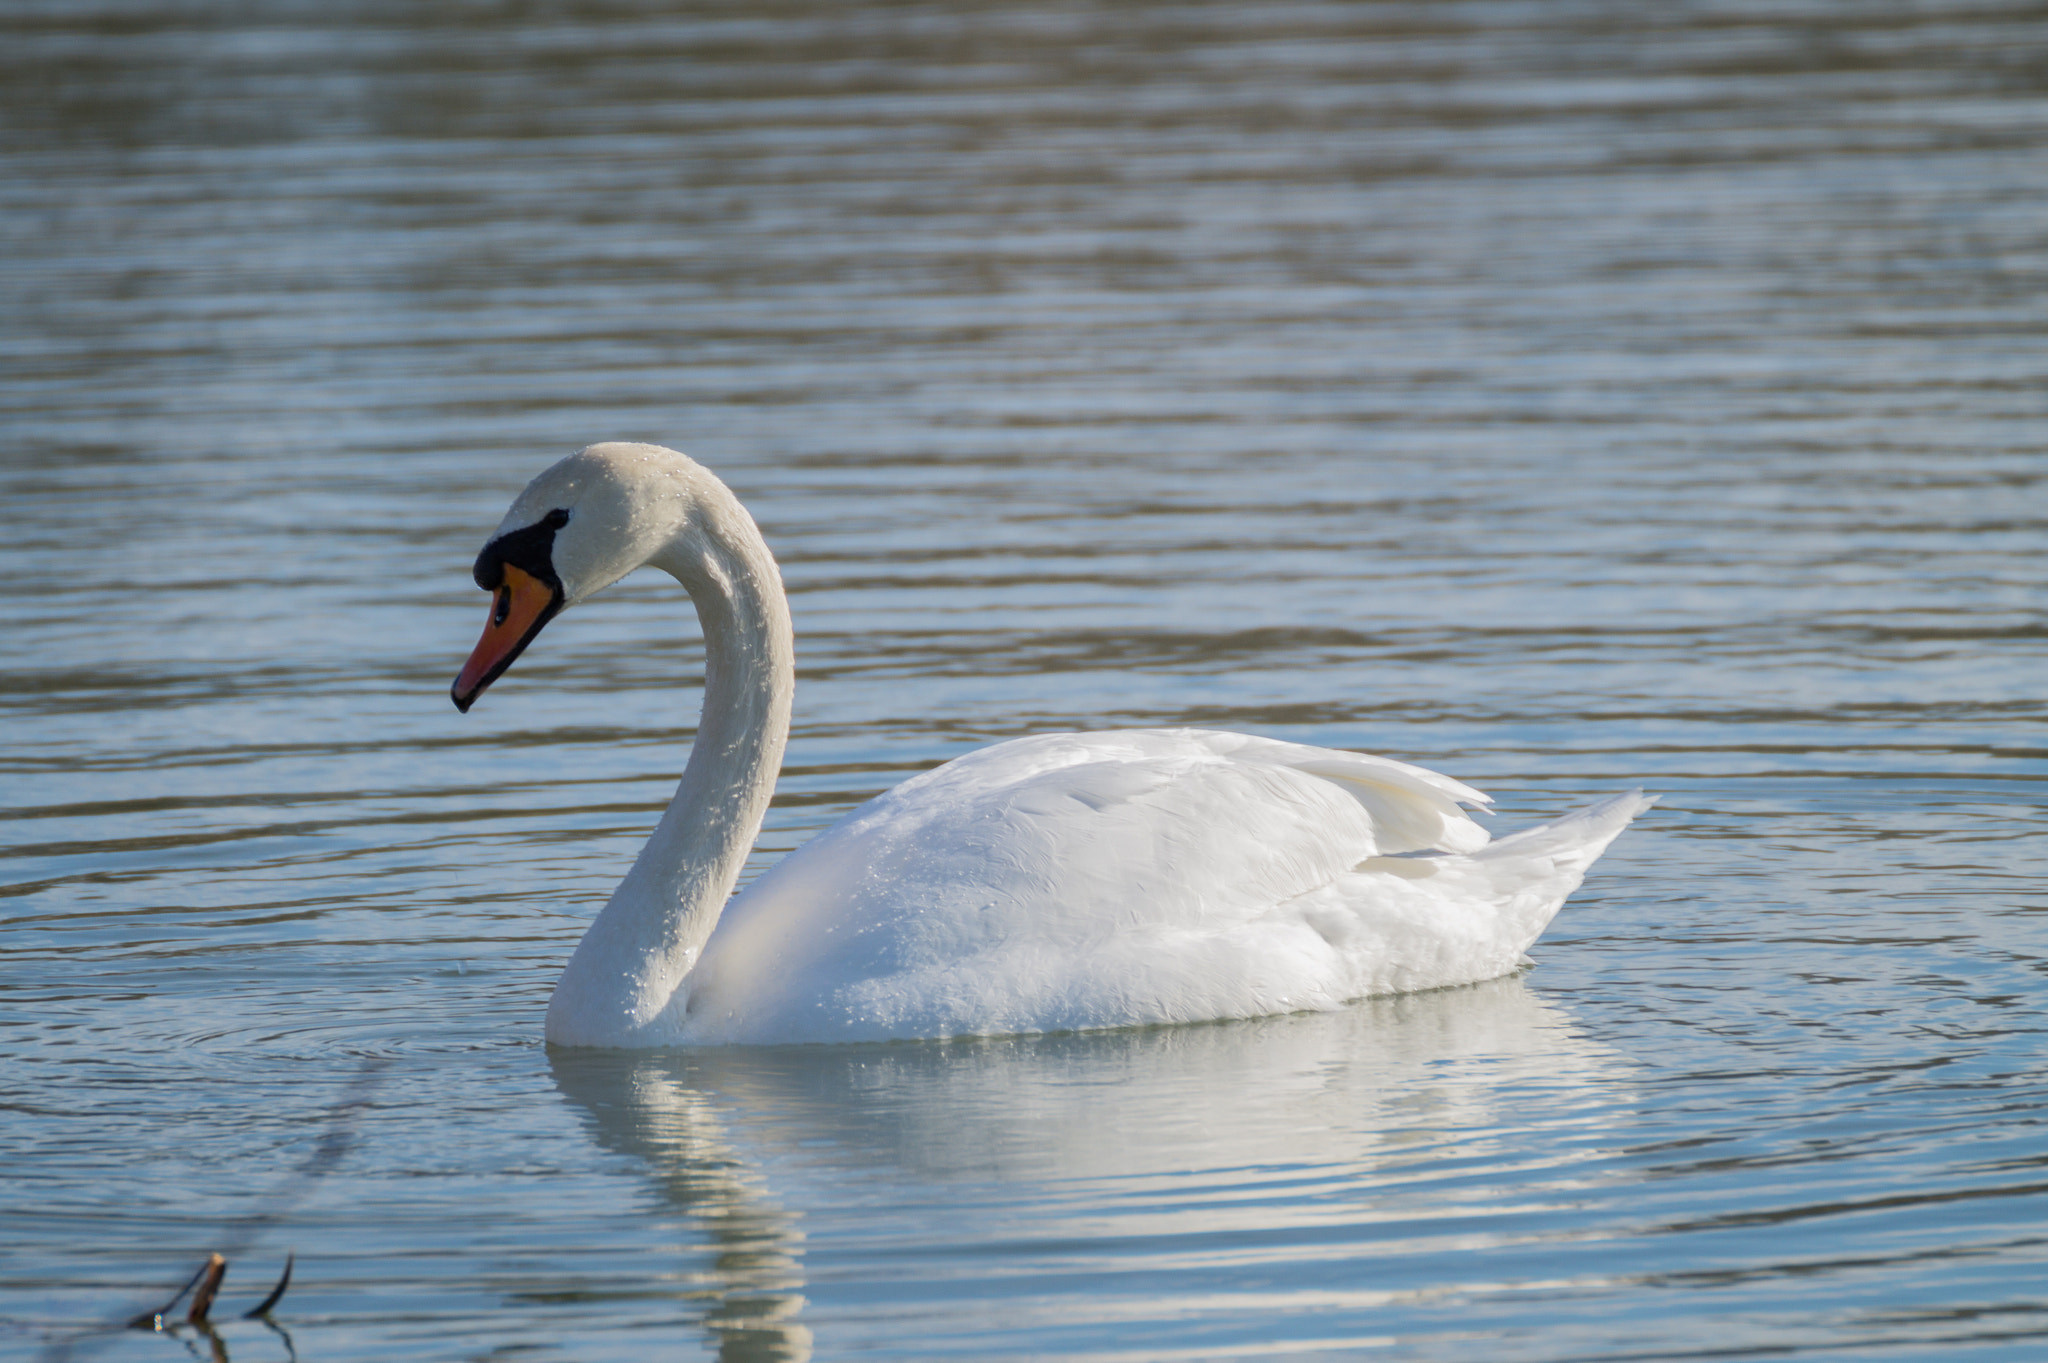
549,977 -> 1628,1357
551,1055 -> 814,1363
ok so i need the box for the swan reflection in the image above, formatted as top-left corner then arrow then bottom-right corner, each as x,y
548,975 -> 1630,1358
549,1053 -> 813,1362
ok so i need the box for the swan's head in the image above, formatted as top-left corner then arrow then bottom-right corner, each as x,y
451,442 -> 710,712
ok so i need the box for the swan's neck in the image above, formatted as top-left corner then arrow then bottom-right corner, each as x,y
544,491 -> 793,1047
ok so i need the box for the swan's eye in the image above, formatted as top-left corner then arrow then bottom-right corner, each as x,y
492,586 -> 512,627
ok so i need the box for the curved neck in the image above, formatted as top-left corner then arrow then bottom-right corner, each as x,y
545,491 -> 794,1047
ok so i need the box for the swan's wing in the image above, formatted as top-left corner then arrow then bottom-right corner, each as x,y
682,729 -> 1494,1040
1263,789 -> 1656,1000
1180,730 -> 1493,853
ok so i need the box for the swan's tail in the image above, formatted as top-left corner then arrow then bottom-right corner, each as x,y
1475,789 -> 1657,870
1467,789 -> 1656,956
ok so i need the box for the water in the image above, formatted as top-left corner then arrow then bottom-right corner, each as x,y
4,0 -> 2046,1358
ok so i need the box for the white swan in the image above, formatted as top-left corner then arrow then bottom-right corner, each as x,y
453,443 -> 1650,1048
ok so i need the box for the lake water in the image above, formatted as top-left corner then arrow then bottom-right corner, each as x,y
4,1 -> 2047,1359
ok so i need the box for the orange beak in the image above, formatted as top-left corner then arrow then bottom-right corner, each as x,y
452,562 -> 562,712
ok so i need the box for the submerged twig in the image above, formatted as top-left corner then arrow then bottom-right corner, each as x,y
121,1258 -> 211,1332
124,1252 -> 294,1334
242,1254 -> 294,1319
183,1256 -> 228,1327
39,1059 -> 389,1362
216,1058 -> 391,1261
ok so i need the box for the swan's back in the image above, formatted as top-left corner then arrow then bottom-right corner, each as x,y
669,730 -> 1647,1044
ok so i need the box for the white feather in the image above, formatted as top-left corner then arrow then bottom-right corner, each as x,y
681,731 -> 1647,1043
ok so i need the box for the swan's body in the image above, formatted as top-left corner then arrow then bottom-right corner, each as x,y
453,443 -> 1649,1048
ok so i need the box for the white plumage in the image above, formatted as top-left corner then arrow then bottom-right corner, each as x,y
451,443 -> 1649,1048
689,730 -> 1648,1043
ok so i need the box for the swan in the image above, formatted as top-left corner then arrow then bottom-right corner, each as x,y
452,442 -> 1650,1048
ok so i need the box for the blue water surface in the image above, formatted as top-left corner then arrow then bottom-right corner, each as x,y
4,2 -> 2047,1360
